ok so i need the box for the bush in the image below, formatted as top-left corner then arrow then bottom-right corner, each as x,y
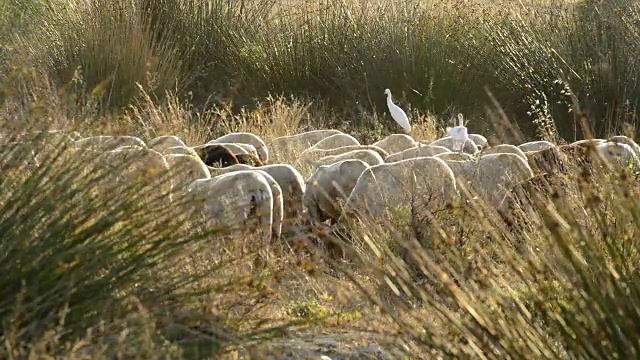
9,0 -> 640,139
22,0 -> 189,112
485,0 -> 640,140
0,129 -> 197,351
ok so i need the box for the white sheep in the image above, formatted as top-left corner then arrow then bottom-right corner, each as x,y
191,143 -> 263,167
517,140 -> 555,152
525,147 -> 566,175
300,145 -> 389,163
195,142 -> 257,158
186,170 -> 281,242
444,153 -> 534,208
209,132 -> 269,163
434,152 -> 475,161
429,136 -> 479,155
304,159 -> 370,224
497,172 -> 566,239
385,145 -> 452,163
315,149 -> 384,168
480,144 -> 528,163
119,145 -> 147,151
269,130 -> 344,161
75,135 -> 147,152
206,167 -> 284,234
440,159 -> 477,184
93,147 -> 173,203
210,163 -> 306,219
308,133 -> 360,151
163,154 -> 211,192
148,135 -> 187,152
595,141 -> 640,171
468,134 -> 488,149
608,135 -> 640,158
558,139 -> 637,174
372,134 -> 418,154
162,146 -> 199,156
570,139 -> 606,147
344,156 -> 459,222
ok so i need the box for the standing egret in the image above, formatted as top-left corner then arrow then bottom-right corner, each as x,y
384,89 -> 411,133
447,113 -> 469,153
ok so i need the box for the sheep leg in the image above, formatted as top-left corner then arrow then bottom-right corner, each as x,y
271,195 -> 283,240
255,192 -> 274,244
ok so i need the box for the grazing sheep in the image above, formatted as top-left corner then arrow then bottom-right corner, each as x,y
608,135 -> 640,158
75,136 -> 147,151
480,144 -> 528,163
206,168 -> 284,235
445,153 -> 534,208
517,140 -> 554,152
148,135 -> 187,152
304,159 -> 370,224
385,145 -> 451,163
163,154 -> 211,191
557,142 -> 597,174
570,139 -> 606,148
344,156 -> 459,222
429,136 -> 479,155
558,140 -> 638,174
209,163 -> 306,219
233,170 -> 283,240
434,152 -> 475,161
468,134 -> 488,149
315,149 -> 384,168
372,134 -> 417,154
199,142 -> 258,158
498,172 -> 568,241
192,144 -> 240,167
595,141 -> 640,171
186,170 -> 281,243
438,159 -> 477,195
116,145 -> 145,151
209,132 -> 269,163
235,153 -> 264,166
162,146 -> 199,157
95,148 -> 173,202
308,133 -> 360,151
193,144 -> 261,168
269,130 -> 344,161
300,145 -> 389,164
525,147 -> 566,175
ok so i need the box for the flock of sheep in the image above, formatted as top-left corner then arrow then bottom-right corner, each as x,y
2,125 -> 639,255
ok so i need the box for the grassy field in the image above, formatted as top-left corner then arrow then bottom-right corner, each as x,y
2,0 -> 640,358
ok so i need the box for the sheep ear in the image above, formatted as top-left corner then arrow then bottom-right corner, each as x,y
457,113 -> 464,126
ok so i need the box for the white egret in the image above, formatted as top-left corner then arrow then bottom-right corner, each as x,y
446,113 -> 469,153
384,89 -> 411,133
